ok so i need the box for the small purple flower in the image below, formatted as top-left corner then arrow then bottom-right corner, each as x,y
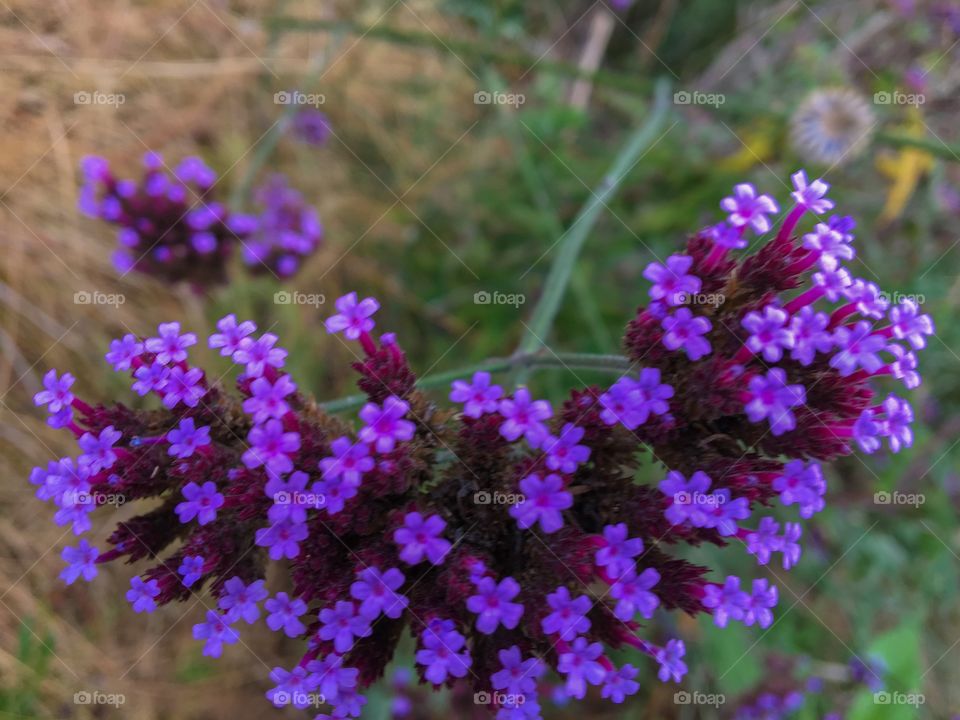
449,371 -> 503,418
557,637 -> 605,700
844,279 -> 889,320
265,592 -> 308,637
60,539 -> 99,585
773,459 -> 825,518
643,254 -> 702,305
324,292 -> 380,340
243,374 -> 296,423
661,308 -> 712,360
744,368 -> 806,436
319,601 -> 373,654
601,664 -> 640,704
498,388 -> 552,446
741,305 -> 794,362
78,425 -> 121,474
319,437 -> 374,484
466,575 -> 524,634
266,665 -> 321,709
658,470 -> 711,526
780,522 -> 803,569
145,322 -> 197,364
350,566 -> 408,620
175,481 -> 224,526
882,394 -> 913,452
218,577 -> 268,624
491,646 -> 543,695
888,299 -> 934,349
290,108 -> 331,146
132,361 -> 170,396
242,419 -> 301,475
314,475 -> 358,516
34,369 -> 75,413
358,396 -> 416,453
126,576 -> 160,613
853,408 -> 884,454
595,523 -> 644,579
790,170 -> 834,214
541,423 -> 591,474
656,639 -> 687,683
265,470 -> 317,523
192,610 -> 240,657
745,517 -> 782,565
161,366 -> 206,409
232,333 -> 287,378
415,620 -> 472,685
742,579 -> 778,628
541,586 -> 591,640
830,321 -> 886,376
707,221 -> 747,250
509,473 -> 572,534
803,222 -> 855,270
789,307 -> 833,365
610,567 -> 660,621
887,344 -> 920,389
812,265 -> 853,301
598,369 -> 673,429
178,555 -> 205,587
721,183 -> 779,234
394,512 -> 451,565
702,576 -> 749,627
699,489 -> 751,536
255,517 -> 309,560
167,417 -> 211,459
209,314 -> 257,356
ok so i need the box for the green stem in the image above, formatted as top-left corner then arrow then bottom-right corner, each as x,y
516,77 -> 672,356
318,352 -> 632,413
875,131 -> 960,162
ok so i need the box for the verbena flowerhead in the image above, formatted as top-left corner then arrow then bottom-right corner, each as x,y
31,170 -> 930,718
288,108 -> 332,147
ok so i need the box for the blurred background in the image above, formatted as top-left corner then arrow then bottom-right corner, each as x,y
1,0 -> 959,717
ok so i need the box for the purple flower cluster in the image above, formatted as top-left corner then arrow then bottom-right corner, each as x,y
242,174 -> 323,278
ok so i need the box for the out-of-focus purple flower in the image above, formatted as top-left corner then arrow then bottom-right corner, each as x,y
319,600 -> 372,654
830,321 -> 886,376
721,184 -> 779,234
359,396 -> 415,453
557,637 -> 605,700
662,308 -> 712,360
243,175 -> 322,277
789,307 -> 833,365
466,575 -> 524,634
266,665 -> 321,709
193,610 -> 240,657
60,539 -> 99,585
780,522 -> 802,570
741,305 -> 794,362
498,388 -> 552,446
888,344 -> 921,389
812,266 -> 853,302
707,221 -> 748,250
888,299 -> 934,349
853,408 -> 884,454
659,470 -> 712,526
773,459 -> 825,518
541,586 -> 591,640
167,417 -> 211,459
175,481 -> 224,525
881,394 -> 913,452
325,292 -> 380,340
289,108 -> 331,146
218,577 -> 268,624
745,517 -> 782,565
844,279 -> 889,320
127,576 -> 160,613
610,567 -> 660,621
643,255 -> 702,305
790,170 -> 834,214
702,576 -> 748,627
655,639 -> 687,683
394,512 -> 451,565
509,473 -> 572,534
601,663 -> 640,704
742,579 -> 777,628
744,369 -> 806,436
132,361 -> 170,396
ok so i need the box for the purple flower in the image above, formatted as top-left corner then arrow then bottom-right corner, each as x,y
845,279 -> 889,320
745,517 -> 782,565
655,639 -> 687,683
662,308 -> 712,360
290,108 -> 331,146
78,425 -> 121,474
541,586 -> 591,640
319,601 -> 372,653
702,576 -> 749,627
161,366 -> 206,409
707,221 -> 747,250
209,314 -> 257,356
721,183 -> 779,234
812,266 -> 853,301
889,299 -> 934,349
773,459 -> 825,518
557,637 -> 605,700
350,566 -> 408,620
449,371 -> 503,418
854,408 -> 884,454
218,577 -> 268,624
744,368 -> 806,436
643,254 -> 702,305
145,322 -> 197,364
610,567 -> 660,621
803,222 -> 855,269
266,665 -> 321,709
265,592 -> 308,637
541,423 -> 591,474
178,555 -> 205,587
415,620 -> 472,685
882,394 -> 913,452
265,470 -> 317,523
466,576 -> 524,634
830,321 -> 886,376
126,576 -> 160,613
658,470 -> 711,526
598,369 -> 673,429
34,369 -> 75,413
358,396 -> 416,453
491,646 -> 543,695
319,437 -> 374,484
509,473 -> 572,534
305,654 -> 359,706
242,175 -> 322,277
790,170 -> 834,214
232,333 -> 287,378
132,361 -> 170,396
780,522 -> 803,569
498,388 -> 552,446
167,417 -> 211,459
255,517 -> 309,559
314,476 -> 359,516
595,523 -> 644,579
789,307 -> 833,365
242,419 -> 301,475
741,305 -> 794,362
193,610 -> 240,657
243,374 -> 296,423
324,292 -> 380,340
601,664 -> 640,704
394,512 -> 451,565
175,481 -> 224,525
60,540 -> 99,585
742,579 -> 777,628
699,489 -> 751,536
